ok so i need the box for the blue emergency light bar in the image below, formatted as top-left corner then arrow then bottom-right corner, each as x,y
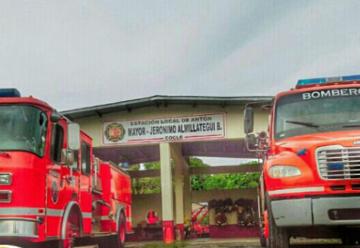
0,88 -> 21,97
297,74 -> 360,87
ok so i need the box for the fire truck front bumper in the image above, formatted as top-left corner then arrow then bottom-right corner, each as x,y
271,196 -> 360,227
0,218 -> 38,238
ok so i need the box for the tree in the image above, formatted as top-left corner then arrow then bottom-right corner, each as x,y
190,160 -> 260,191
189,157 -> 209,168
131,158 -> 260,194
131,162 -> 161,194
144,162 -> 160,170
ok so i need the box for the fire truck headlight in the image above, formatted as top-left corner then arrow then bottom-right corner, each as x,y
0,174 -> 12,185
269,165 -> 301,178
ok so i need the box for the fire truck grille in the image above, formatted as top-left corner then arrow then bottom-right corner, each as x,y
317,146 -> 360,180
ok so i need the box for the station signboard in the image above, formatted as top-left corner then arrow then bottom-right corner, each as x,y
103,113 -> 225,144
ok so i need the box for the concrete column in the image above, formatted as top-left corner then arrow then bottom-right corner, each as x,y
160,143 -> 174,244
174,166 -> 185,240
171,143 -> 190,241
183,166 -> 192,225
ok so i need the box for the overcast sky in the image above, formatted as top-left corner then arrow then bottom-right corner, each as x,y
0,0 -> 360,111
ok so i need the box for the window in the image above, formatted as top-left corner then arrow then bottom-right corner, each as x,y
275,89 -> 360,139
72,150 -> 79,169
81,142 -> 91,175
92,158 -> 102,191
51,124 -> 64,163
0,105 -> 48,156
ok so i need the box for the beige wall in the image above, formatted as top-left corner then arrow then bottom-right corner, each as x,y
131,188 -> 257,226
132,193 -> 163,227
74,104 -> 269,147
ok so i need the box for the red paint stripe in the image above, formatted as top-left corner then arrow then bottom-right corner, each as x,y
185,134 -> 223,138
128,138 -> 163,142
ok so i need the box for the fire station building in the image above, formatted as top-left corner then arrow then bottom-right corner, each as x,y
62,95 -> 272,243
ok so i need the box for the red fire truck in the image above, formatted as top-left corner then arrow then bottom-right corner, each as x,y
0,89 -> 132,247
244,75 -> 360,247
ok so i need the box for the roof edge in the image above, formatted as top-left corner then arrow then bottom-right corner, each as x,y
61,95 -> 273,119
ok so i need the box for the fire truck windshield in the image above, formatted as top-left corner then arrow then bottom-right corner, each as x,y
0,105 -> 47,156
275,88 -> 360,140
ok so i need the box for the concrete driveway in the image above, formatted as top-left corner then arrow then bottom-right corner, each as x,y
125,238 -> 360,248
125,238 -> 259,248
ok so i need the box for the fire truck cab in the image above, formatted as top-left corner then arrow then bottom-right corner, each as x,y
244,75 -> 360,247
0,89 -> 131,248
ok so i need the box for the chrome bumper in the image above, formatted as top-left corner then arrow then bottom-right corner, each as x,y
271,196 -> 360,227
0,219 -> 38,238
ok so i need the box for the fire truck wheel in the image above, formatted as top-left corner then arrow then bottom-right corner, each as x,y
116,211 -> 126,248
59,211 -> 81,248
342,236 -> 358,245
266,197 -> 289,248
341,228 -> 359,245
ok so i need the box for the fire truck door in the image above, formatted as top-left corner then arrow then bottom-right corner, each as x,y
46,121 -> 80,235
79,140 -> 92,232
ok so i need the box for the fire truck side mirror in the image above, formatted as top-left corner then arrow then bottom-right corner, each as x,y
68,123 -> 80,150
245,133 -> 258,150
244,106 -> 254,134
50,112 -> 61,122
61,148 -> 75,166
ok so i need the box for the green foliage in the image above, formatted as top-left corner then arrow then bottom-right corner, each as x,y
190,175 -> 205,191
128,164 -> 140,171
132,177 -> 161,194
131,158 -> 260,194
131,162 -> 161,194
190,159 -> 260,191
144,162 -> 160,170
195,172 -> 260,191
188,157 -> 209,168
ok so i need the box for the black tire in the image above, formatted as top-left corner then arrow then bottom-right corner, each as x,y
266,197 -> 289,248
115,211 -> 126,248
342,236 -> 358,245
341,228 -> 359,245
58,212 -> 81,248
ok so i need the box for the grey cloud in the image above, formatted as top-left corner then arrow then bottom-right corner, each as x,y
0,0 -> 359,110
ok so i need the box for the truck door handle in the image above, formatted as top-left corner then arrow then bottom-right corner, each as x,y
62,175 -> 75,185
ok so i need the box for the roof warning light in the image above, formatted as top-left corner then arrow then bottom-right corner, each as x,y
297,74 -> 360,88
0,88 -> 21,97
